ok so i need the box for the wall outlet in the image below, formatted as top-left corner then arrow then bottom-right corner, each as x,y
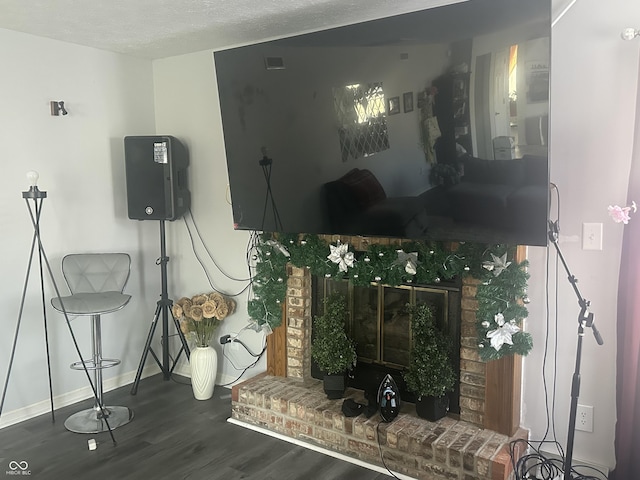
576,404 -> 594,432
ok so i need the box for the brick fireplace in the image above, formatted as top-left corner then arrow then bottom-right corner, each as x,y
231,236 -> 527,480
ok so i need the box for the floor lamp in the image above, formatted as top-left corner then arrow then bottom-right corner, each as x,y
0,171 -> 116,444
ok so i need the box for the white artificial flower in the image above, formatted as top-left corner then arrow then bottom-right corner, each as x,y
264,239 -> 290,257
327,242 -> 354,273
482,253 -> 511,276
486,319 -> 520,351
395,250 -> 418,275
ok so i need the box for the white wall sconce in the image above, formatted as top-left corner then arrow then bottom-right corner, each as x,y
50,101 -> 68,116
621,28 -> 640,41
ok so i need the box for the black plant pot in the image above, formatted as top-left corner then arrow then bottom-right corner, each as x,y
323,373 -> 347,399
415,395 -> 449,421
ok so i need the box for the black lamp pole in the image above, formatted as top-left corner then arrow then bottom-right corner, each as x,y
1,181 -> 55,423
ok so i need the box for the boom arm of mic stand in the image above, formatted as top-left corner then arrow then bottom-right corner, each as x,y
548,222 -> 604,345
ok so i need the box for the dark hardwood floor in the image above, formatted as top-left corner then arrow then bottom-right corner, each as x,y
0,374 -> 390,479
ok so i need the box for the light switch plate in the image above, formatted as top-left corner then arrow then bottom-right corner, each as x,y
582,223 -> 603,250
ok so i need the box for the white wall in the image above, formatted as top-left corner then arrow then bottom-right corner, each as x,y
0,28 -> 162,425
523,0 -> 640,471
152,51 -> 266,385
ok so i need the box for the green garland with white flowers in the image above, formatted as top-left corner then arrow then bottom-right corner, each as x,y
248,233 -> 532,361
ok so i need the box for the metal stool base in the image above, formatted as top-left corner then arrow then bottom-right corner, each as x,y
64,406 -> 134,434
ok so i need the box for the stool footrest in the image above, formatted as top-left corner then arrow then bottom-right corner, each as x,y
70,358 -> 121,371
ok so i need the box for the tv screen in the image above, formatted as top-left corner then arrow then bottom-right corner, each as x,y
215,0 -> 551,246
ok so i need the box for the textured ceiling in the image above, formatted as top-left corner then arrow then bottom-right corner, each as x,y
0,0 -> 469,59
0,0 -> 594,59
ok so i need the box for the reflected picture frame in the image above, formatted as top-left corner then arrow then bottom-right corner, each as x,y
403,92 -> 414,113
388,96 -> 400,115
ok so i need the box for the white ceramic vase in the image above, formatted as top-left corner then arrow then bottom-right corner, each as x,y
190,345 -> 218,400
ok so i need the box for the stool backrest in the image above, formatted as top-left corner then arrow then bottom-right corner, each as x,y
62,253 -> 131,294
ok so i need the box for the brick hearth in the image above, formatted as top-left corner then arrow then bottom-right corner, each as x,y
232,375 -> 527,480
230,236 -> 527,479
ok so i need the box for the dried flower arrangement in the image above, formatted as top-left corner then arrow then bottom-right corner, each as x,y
172,292 -> 236,347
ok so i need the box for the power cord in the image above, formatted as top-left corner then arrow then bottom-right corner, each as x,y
509,439 -> 608,480
220,335 -> 262,357
221,335 -> 267,370
161,326 -> 267,388
178,211 -> 271,388
184,207 -> 252,283
538,182 -> 561,449
174,205 -> 272,388
217,324 -> 267,387
375,421 -> 402,480
217,347 -> 265,388
181,208 -> 253,298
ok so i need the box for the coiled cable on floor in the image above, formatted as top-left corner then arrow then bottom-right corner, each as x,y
509,439 -> 608,480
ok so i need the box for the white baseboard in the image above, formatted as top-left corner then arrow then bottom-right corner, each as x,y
227,417 -> 416,479
172,361 -> 191,378
0,365 -> 160,430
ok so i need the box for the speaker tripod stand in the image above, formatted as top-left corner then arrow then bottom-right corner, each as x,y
131,220 -> 190,395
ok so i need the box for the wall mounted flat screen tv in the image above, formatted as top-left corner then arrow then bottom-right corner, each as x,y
215,0 -> 551,246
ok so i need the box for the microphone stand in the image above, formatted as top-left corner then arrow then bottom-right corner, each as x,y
547,222 -> 604,480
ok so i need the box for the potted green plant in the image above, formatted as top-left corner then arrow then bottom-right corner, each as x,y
311,292 -> 357,399
403,302 -> 456,421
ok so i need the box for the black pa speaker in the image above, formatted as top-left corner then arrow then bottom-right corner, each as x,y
124,135 -> 190,221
